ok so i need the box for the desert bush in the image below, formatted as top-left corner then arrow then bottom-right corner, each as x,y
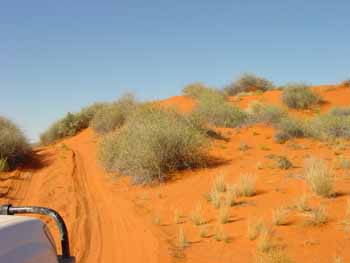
182,82 -> 224,99
282,83 -> 321,109
310,114 -> 350,140
40,112 -> 85,145
224,73 -> 274,96
247,101 -> 287,125
0,116 -> 30,169
40,103 -> 106,145
341,79 -> 350,87
213,174 -> 226,192
99,107 -> 210,184
191,92 -> 248,128
305,157 -> 334,197
275,117 -> 309,142
91,94 -> 137,134
276,156 -> 293,170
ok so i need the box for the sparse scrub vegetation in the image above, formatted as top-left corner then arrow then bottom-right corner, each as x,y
214,225 -> 229,242
282,83 -> 322,109
182,82 -> 224,99
99,107 -> 210,184
208,188 -> 221,209
247,218 -> 264,240
247,101 -> 287,125
40,102 -> 106,145
174,209 -> 181,224
310,114 -> 350,140
190,204 -> 204,226
178,227 -> 188,249
238,174 -> 257,197
305,157 -> 334,197
307,205 -> 328,226
218,206 -> 230,224
0,116 -> 30,170
276,156 -> 293,170
191,91 -> 248,128
214,174 -> 226,192
224,73 -> 274,96
199,225 -> 209,238
275,117 -> 309,141
91,94 -> 137,134
257,227 -> 273,253
294,194 -> 310,212
225,187 -> 237,207
257,248 -> 294,263
272,207 -> 289,226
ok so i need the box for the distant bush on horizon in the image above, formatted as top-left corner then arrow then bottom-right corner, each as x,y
40,102 -> 107,145
224,73 -> 274,96
282,83 -> 322,109
182,82 -> 226,99
0,116 -> 30,171
99,106 -> 210,184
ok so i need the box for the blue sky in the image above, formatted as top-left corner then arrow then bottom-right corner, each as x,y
1,0 -> 349,141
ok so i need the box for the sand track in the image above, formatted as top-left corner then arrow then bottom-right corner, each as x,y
0,129 -> 170,263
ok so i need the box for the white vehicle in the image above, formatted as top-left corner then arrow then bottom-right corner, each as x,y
0,204 -> 75,263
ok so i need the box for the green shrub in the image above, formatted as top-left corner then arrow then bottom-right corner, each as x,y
247,101 -> 287,125
191,92 -> 247,128
182,82 -> 224,99
99,107 -> 210,184
282,83 -> 321,109
276,117 -> 309,139
310,114 -> 350,140
40,112 -> 87,145
91,94 -> 137,134
0,116 -> 30,169
224,73 -> 274,96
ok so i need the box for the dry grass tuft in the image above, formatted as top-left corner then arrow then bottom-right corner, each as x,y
199,225 -> 209,238
218,206 -> 230,224
214,174 -> 226,192
190,204 -> 205,226
213,225 -> 230,243
307,205 -> 328,226
294,194 -> 310,212
178,227 -> 188,249
257,248 -> 294,263
225,185 -> 237,207
247,218 -> 264,240
272,207 -> 289,226
305,157 -> 334,197
238,174 -> 257,197
257,227 -> 273,253
174,209 -> 181,224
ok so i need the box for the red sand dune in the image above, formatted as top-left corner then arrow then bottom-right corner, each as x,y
1,84 -> 350,262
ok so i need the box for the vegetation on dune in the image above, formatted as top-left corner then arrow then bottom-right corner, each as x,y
247,101 -> 287,125
40,102 -> 106,145
305,157 -> 334,198
224,73 -> 274,96
90,93 -> 138,134
310,112 -> 350,140
99,106 -> 210,184
0,116 -> 30,171
191,90 -> 248,128
182,82 -> 225,99
282,83 -> 322,109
